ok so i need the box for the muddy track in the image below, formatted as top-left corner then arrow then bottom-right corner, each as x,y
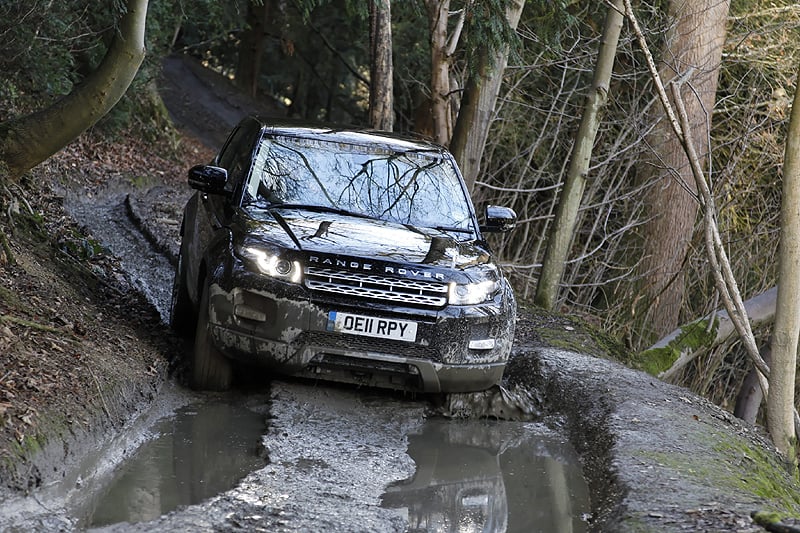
57,163 -> 789,532
1,54 -> 795,532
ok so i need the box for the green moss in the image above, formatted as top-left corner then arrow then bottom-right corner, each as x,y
57,227 -> 107,260
8,432 -> 44,459
637,434 -> 800,516
14,209 -> 46,235
752,510 -> 787,527
520,304 -> 632,362
634,319 -> 719,375
715,440 -> 800,507
0,283 -> 24,309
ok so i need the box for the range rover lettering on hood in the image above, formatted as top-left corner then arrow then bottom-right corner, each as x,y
308,255 -> 446,280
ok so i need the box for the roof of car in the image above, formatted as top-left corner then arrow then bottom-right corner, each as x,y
248,115 -> 448,154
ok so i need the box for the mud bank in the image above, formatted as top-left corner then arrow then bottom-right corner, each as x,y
503,340 -> 800,532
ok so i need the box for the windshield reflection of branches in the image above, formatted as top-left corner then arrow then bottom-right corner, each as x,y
343,155 -> 433,223
253,138 -> 472,229
266,141 -> 336,205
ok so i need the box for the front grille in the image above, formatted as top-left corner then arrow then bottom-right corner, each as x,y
304,266 -> 448,308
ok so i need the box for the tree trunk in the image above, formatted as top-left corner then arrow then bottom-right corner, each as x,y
534,0 -> 624,310
424,0 -> 461,146
236,0 -> 271,98
626,0 -> 798,457
0,0 -> 148,179
368,0 -> 394,131
630,0 -> 730,346
768,64 -> 800,466
734,342 -> 771,425
449,0 -> 524,192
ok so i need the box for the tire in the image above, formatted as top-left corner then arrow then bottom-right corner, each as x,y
169,249 -> 194,337
191,285 -> 233,391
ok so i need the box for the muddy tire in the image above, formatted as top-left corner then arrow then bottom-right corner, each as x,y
170,248 -> 195,337
191,286 -> 233,391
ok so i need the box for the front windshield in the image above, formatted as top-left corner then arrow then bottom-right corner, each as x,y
244,135 -> 475,231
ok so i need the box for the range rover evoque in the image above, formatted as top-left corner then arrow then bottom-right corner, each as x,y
170,116 -> 517,392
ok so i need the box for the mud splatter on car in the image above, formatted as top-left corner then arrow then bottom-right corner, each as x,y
171,117 -> 517,392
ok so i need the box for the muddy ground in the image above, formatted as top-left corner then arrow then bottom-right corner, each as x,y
1,54 -> 800,532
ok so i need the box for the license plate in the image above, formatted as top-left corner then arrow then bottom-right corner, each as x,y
327,311 -> 417,342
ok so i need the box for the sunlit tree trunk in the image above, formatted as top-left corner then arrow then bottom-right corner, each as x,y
0,0 -> 148,180
534,0 -> 624,309
369,0 -> 394,131
449,0 -> 523,192
630,0 -> 730,346
424,0 -> 463,145
769,66 -> 800,466
236,0 -> 271,98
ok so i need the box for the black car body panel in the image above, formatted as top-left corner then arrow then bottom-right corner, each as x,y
173,116 -> 517,392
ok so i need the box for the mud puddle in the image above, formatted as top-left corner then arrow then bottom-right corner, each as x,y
78,399 -> 267,528
382,418 -> 589,532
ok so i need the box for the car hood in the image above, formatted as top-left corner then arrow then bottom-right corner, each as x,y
242,208 -> 492,270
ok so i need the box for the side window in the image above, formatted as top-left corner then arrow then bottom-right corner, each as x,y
215,123 -> 258,197
216,127 -> 243,170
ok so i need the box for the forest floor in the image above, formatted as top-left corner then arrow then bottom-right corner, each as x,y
1,53 -> 800,532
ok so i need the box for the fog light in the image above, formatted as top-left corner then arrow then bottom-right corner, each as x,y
468,339 -> 495,350
234,304 -> 267,322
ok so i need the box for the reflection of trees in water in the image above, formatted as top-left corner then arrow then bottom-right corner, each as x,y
250,138 -> 471,229
86,402 -> 265,528
381,419 -> 590,533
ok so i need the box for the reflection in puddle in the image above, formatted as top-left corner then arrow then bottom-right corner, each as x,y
83,401 -> 266,528
382,418 -> 589,533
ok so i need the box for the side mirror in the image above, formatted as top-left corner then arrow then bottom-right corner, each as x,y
480,205 -> 516,233
188,165 -> 228,194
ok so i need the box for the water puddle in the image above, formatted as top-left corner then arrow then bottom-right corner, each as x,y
79,400 -> 267,528
382,418 -> 590,533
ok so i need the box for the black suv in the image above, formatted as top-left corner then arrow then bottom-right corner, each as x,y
171,116 -> 517,392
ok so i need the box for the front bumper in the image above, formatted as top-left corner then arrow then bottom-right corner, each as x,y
205,275 -> 515,393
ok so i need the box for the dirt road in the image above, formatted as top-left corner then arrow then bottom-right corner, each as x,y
1,54 -> 798,532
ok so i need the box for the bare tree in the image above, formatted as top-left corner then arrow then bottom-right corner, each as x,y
624,0 -> 799,462
0,0 -> 148,180
534,0 -> 624,310
236,0 -> 272,98
369,0 -> 394,130
423,0 -> 464,145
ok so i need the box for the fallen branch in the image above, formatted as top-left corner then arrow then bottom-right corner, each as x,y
644,287 -> 777,380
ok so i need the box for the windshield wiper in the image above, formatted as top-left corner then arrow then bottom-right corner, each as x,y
431,225 -> 474,234
268,203 -> 376,220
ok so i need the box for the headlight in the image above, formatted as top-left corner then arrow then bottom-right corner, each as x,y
448,280 -> 500,305
238,246 -> 302,283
